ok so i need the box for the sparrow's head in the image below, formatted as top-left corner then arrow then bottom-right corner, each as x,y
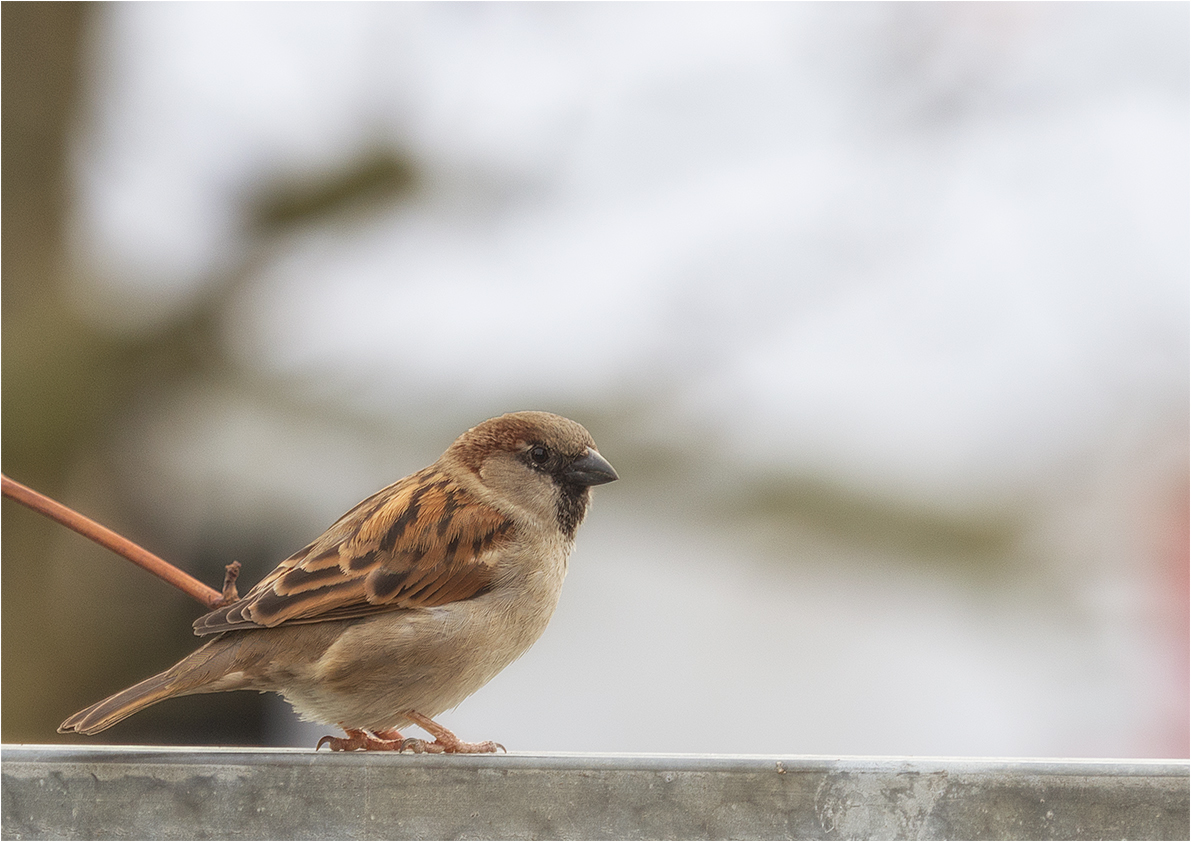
448,411 -> 618,538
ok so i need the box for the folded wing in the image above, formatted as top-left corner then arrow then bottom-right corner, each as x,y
193,467 -> 513,635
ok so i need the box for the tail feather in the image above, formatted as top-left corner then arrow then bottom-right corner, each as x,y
59,634 -> 245,735
58,670 -> 191,735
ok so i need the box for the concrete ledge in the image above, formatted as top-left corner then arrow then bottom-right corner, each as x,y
2,745 -> 1187,840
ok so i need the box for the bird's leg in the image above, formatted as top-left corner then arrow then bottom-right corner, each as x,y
316,727 -> 406,751
399,711 -> 505,754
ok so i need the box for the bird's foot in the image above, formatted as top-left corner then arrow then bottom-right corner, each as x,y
397,736 -> 504,754
315,716 -> 505,754
400,711 -> 505,754
316,728 -> 406,751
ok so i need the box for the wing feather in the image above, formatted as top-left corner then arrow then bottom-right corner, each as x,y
193,466 -> 513,635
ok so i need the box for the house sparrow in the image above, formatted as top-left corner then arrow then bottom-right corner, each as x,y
59,411 -> 617,753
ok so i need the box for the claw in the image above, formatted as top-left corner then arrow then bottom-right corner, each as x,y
313,715 -> 505,754
315,728 -> 404,751
399,737 -> 436,754
401,711 -> 505,754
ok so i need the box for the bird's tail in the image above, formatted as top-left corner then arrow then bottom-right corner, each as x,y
58,636 -> 240,735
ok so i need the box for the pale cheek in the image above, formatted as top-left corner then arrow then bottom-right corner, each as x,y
479,460 -> 559,526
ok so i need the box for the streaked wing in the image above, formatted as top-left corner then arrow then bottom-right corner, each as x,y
193,466 -> 513,635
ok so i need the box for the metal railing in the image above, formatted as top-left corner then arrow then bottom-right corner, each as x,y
2,745 -> 1187,840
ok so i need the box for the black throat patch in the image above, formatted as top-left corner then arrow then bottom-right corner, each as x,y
554,483 -> 591,540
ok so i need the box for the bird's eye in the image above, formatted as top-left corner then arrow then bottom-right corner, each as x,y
528,445 -> 550,465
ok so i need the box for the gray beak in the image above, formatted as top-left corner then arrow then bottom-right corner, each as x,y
563,448 -> 619,486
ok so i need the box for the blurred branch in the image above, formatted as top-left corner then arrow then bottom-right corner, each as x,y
1,472 -> 223,610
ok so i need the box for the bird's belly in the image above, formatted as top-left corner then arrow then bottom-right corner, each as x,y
279,586 -> 559,731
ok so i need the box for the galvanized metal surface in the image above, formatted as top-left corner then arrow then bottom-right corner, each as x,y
2,745 -> 1187,840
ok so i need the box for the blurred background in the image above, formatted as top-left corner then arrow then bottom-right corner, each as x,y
3,2 -> 1187,758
